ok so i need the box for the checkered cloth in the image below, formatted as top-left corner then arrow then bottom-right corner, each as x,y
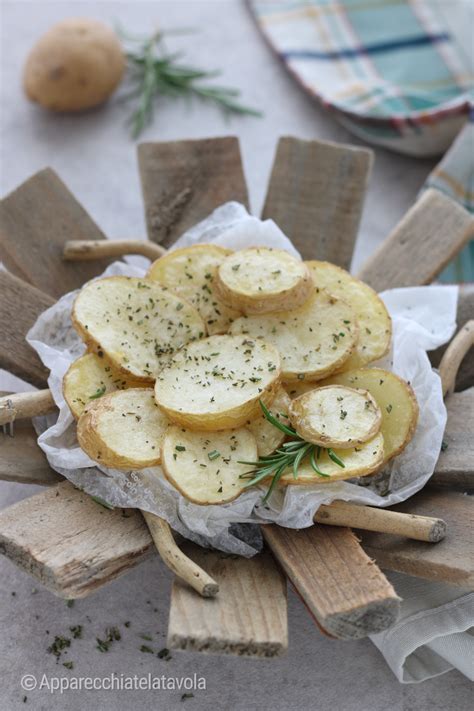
249,0 -> 474,280
249,0 -> 473,155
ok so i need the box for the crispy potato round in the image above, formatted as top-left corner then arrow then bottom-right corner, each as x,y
306,261 -> 391,369
154,335 -> 281,431
289,385 -> 381,449
23,19 -> 125,112
72,276 -> 206,382
216,247 -> 313,314
77,389 -> 169,469
147,244 -> 241,335
63,352 -> 147,419
230,288 -> 358,382
162,425 -> 257,505
281,433 -> 385,485
247,384 -> 291,456
321,368 -> 419,465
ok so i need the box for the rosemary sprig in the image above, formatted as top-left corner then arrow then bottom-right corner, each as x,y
239,400 -> 345,503
119,28 -> 262,138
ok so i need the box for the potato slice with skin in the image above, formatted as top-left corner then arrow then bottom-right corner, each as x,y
63,352 -> 147,419
72,276 -> 206,381
247,384 -> 291,456
281,433 -> 384,485
306,261 -> 391,369
147,244 -> 241,335
162,426 -> 257,505
321,368 -> 418,465
216,247 -> 313,314
229,288 -> 358,382
77,389 -> 169,469
154,335 -> 281,431
289,385 -> 381,449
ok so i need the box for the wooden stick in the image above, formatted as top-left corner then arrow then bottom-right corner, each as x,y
315,501 -> 445,542
142,512 -> 219,598
63,240 -> 165,262
438,320 -> 474,396
0,389 -> 55,428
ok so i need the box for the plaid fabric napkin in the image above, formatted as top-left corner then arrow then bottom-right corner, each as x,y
249,0 -> 473,156
249,0 -> 474,280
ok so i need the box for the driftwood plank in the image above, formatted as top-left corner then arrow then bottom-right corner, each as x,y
0,168 -> 111,298
262,524 -> 399,639
167,543 -> 288,657
262,137 -> 373,265
357,189 -> 474,291
430,388 -> 474,489
0,272 -> 53,387
138,137 -> 249,247
360,489 -> 474,587
0,481 -> 153,598
430,284 -> 474,392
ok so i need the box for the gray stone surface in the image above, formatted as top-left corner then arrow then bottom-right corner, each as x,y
0,2 -> 470,709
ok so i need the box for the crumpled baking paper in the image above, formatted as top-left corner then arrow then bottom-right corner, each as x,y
27,202 -> 458,556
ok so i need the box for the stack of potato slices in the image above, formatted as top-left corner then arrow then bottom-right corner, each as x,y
65,246 -> 418,505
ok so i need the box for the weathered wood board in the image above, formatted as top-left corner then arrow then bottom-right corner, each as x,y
0,272 -> 53,387
262,524 -> 400,639
357,189 -> 474,291
262,136 -> 373,265
138,137 -> 249,247
430,388 -> 474,489
360,489 -> 474,587
0,168 -> 111,298
0,481 -> 153,598
168,544 -> 288,657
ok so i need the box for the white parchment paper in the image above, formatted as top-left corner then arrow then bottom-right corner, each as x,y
27,203 -> 458,556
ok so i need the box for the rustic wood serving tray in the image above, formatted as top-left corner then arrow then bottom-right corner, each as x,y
0,136 -> 473,657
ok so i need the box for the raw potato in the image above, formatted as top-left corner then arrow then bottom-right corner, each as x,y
154,335 -> 281,431
321,368 -> 419,464
216,247 -> 313,314
161,426 -> 258,505
77,389 -> 169,469
72,276 -> 206,381
281,432 -> 384,484
247,384 -> 291,456
289,385 -> 382,449
147,244 -> 240,335
230,288 -> 358,382
306,261 -> 391,369
23,18 -> 125,112
63,352 -> 147,418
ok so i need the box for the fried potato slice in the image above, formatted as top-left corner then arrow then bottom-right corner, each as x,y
229,288 -> 358,382
161,425 -> 257,505
281,433 -> 384,485
247,384 -> 291,456
77,388 -> 169,469
306,261 -> 391,369
216,247 -> 313,314
321,368 -> 418,464
289,385 -> 381,449
154,335 -> 281,431
147,244 -> 241,335
72,276 -> 206,381
63,352 -> 146,419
